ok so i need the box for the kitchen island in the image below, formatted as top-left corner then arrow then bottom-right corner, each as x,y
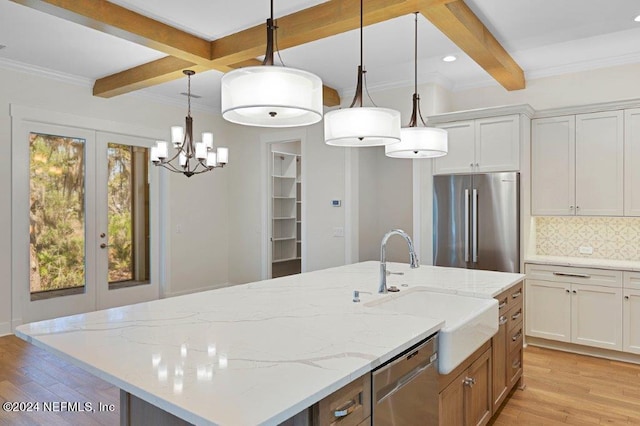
15,261 -> 524,425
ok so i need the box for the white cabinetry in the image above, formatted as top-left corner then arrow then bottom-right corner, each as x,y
433,115 -> 520,175
625,109 -> 640,216
531,111 -> 624,216
623,272 -> 640,354
525,264 -> 622,351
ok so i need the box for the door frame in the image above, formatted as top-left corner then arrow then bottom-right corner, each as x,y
10,105 -> 166,327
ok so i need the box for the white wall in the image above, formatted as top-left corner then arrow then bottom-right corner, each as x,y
226,121 -> 348,284
450,63 -> 640,112
0,65 -> 230,333
356,83 -> 451,263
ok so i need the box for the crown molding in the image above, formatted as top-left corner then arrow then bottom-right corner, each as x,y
533,98 -> 640,119
0,57 -> 92,87
427,104 -> 535,123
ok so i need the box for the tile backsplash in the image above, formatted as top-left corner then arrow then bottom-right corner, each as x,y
535,216 -> 640,261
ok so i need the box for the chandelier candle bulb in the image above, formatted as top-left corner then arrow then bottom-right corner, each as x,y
179,152 -> 187,167
206,151 -> 218,168
156,141 -> 168,159
171,126 -> 184,147
202,132 -> 214,150
195,142 -> 207,160
217,147 -> 229,165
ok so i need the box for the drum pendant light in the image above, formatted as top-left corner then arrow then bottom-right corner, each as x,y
385,13 -> 448,158
324,0 -> 401,147
220,0 -> 323,128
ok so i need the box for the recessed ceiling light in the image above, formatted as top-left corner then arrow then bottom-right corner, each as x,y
442,55 -> 457,62
635,14 -> 640,22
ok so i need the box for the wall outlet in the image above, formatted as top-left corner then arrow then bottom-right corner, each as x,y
579,246 -> 593,255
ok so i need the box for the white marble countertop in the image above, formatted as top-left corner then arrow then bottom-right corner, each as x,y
525,255 -> 640,272
15,261 -> 525,426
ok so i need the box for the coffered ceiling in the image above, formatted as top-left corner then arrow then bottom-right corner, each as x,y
1,0 -> 639,111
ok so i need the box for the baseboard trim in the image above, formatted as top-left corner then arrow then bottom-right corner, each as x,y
162,282 -> 233,299
526,336 -> 640,365
0,322 -> 11,337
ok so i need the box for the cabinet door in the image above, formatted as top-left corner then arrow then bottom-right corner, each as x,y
525,279 -> 571,342
439,371 -> 465,426
475,115 -> 520,172
571,284 -> 622,350
623,288 -> 640,354
491,313 -> 508,412
433,121 -> 475,175
531,116 -> 575,215
465,349 -> 492,426
625,109 -> 640,216
575,111 -> 624,216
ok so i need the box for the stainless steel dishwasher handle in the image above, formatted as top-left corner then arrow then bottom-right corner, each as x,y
376,357 -> 436,403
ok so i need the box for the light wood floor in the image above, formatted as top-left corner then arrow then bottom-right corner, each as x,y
1,335 -> 640,425
491,345 -> 640,425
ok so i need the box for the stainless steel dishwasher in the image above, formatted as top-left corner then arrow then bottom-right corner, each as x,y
372,334 -> 439,425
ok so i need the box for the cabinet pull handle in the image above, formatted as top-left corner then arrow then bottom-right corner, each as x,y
334,399 -> 357,418
499,315 -> 508,325
511,290 -> 522,299
625,296 -> 630,300
553,272 -> 590,278
512,360 -> 522,369
512,330 -> 522,341
572,290 -> 577,294
498,299 -> 507,309
463,377 -> 476,387
512,311 -> 521,321
566,289 -> 570,293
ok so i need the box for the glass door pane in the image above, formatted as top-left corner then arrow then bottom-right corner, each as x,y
96,132 -> 159,310
107,143 -> 150,288
29,133 -> 87,300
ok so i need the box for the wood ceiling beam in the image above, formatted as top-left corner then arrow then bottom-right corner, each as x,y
10,0 -> 211,63
419,0 -> 525,91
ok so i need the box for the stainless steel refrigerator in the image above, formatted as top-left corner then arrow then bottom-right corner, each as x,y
433,172 -> 520,273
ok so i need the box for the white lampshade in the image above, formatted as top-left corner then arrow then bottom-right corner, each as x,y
221,66 -> 323,128
217,147 -> 229,165
195,142 -> 207,160
206,151 -> 218,168
202,132 -> 214,150
155,141 -> 168,159
324,107 -> 402,147
171,126 -> 184,146
385,127 -> 448,158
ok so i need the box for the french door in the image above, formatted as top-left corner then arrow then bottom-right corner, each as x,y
13,121 -> 160,323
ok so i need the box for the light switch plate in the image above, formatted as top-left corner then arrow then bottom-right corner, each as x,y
579,246 -> 593,255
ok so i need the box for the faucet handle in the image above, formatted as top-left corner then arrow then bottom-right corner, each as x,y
386,271 -> 404,276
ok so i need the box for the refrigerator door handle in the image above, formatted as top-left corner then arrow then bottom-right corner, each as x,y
464,189 -> 470,262
472,189 -> 478,263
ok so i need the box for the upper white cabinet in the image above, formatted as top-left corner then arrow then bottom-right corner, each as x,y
531,111 -> 623,216
625,109 -> 640,216
531,116 -> 575,216
575,111 -> 624,216
433,115 -> 521,175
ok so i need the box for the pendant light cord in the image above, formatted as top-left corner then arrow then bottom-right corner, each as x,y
187,72 -> 191,117
414,12 -> 418,96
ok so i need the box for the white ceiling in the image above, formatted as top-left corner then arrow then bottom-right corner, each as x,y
1,0 -> 640,111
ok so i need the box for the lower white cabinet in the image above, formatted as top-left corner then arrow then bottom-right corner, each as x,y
525,264 -> 623,351
624,272 -> 640,354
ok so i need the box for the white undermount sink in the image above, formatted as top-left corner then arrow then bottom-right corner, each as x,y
366,288 -> 498,374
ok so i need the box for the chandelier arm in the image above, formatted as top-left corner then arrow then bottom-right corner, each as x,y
348,66 -> 364,108
417,95 -> 428,127
363,69 -> 378,107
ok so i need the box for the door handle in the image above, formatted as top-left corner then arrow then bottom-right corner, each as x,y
464,189 -> 470,262
100,243 -> 109,249
553,272 -> 590,279
472,189 -> 478,263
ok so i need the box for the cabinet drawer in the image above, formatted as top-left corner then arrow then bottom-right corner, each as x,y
317,374 -> 371,426
509,323 -> 524,354
495,282 -> 523,312
507,304 -> 523,333
624,272 -> 640,290
508,346 -> 523,387
526,264 -> 622,288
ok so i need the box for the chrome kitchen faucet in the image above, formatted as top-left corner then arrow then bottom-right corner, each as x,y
379,229 -> 419,293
